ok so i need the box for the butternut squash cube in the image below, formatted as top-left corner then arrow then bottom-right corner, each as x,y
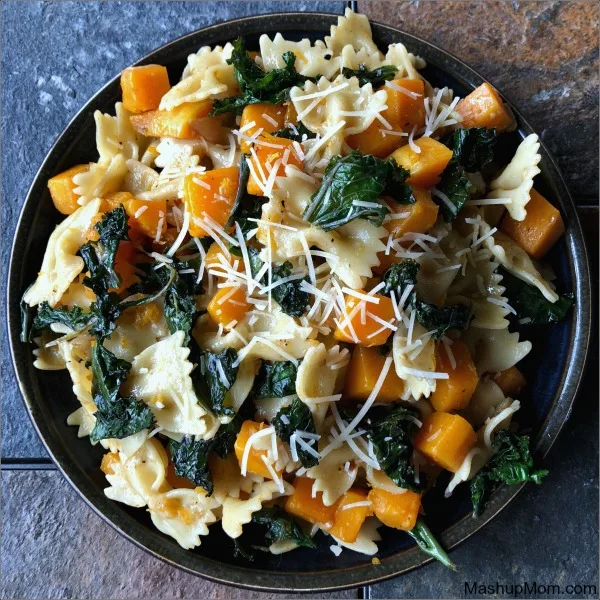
183,167 -> 240,237
334,292 -> 396,347
204,242 -> 243,272
122,195 -> 167,241
234,421 -> 282,480
344,346 -> 404,402
368,487 -> 421,531
165,461 -> 196,489
328,488 -> 372,543
390,137 -> 453,189
112,241 -> 139,293
247,135 -> 303,196
129,100 -> 214,139
120,65 -> 171,114
239,103 -> 286,152
285,477 -> 339,528
47,164 -> 89,215
499,189 -> 565,259
100,452 -> 120,475
494,366 -> 527,398
430,340 -> 478,412
207,285 -> 251,328
456,82 -> 515,131
414,412 -> 476,473
384,188 -> 439,238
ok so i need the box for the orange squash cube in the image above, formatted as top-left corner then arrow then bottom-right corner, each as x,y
430,340 -> 478,412
204,242 -> 243,272
414,412 -> 476,472
234,421 -> 282,480
112,241 -> 139,293
347,120 -> 405,159
384,188 -> 439,239
494,366 -> 527,398
239,103 -> 286,152
129,100 -> 215,139
334,292 -> 396,347
100,452 -> 120,475
343,346 -> 404,402
328,488 -> 372,543
247,135 -> 303,196
456,82 -> 515,131
183,167 -> 240,238
121,195 -> 167,241
120,65 -> 171,114
165,461 -> 196,490
207,285 -> 251,328
390,137 -> 454,189
499,189 -> 565,259
47,164 -> 89,215
285,477 -> 340,528
368,488 -> 421,531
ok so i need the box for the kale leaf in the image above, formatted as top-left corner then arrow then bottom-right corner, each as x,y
226,154 -> 265,234
89,343 -> 154,443
195,348 -> 239,417
443,127 -> 497,172
381,260 -> 471,338
271,261 -> 310,317
368,405 -> 423,492
29,302 -> 93,341
211,38 -> 313,116
407,518 -> 456,571
435,159 -> 472,222
499,267 -> 574,325
470,430 -> 548,517
273,396 -> 318,468
272,121 -> 316,142
252,360 -> 298,399
251,507 -> 316,549
303,151 -> 414,231
342,64 -> 398,88
168,437 -> 214,494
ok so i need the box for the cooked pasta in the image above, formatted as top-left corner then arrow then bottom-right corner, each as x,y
21,9 -> 569,564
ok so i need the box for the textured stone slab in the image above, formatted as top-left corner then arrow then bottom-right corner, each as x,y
0,470 -> 358,599
360,0 -> 599,204
0,0 -> 346,459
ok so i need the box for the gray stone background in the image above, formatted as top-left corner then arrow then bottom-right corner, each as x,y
1,1 -> 598,599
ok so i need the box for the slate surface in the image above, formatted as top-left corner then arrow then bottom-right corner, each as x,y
1,2 -> 598,599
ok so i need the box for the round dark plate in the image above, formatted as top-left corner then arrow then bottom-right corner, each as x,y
7,12 -> 592,593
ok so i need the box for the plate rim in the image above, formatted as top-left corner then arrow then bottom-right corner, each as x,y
6,10 -> 592,593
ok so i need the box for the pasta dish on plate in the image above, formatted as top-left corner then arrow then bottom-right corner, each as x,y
20,9 -> 573,565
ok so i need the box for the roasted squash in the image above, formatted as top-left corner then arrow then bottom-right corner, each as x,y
207,285 -> 251,328
334,292 -> 396,347
239,103 -> 286,152
390,137 -> 453,189
234,421 -> 282,480
414,412 -> 476,472
120,65 -> 171,114
120,194 -> 167,241
328,488 -> 372,543
368,487 -> 421,531
494,366 -> 527,398
285,477 -> 339,528
384,188 -> 439,238
499,189 -> 565,259
455,82 -> 515,131
343,345 -> 404,402
430,340 -> 478,412
183,167 -> 240,238
47,164 -> 88,215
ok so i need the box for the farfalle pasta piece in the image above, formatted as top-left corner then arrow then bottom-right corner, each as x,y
486,134 -> 541,221
124,331 -> 220,439
325,8 -> 381,57
306,444 -> 357,507
95,103 -> 141,163
384,43 -> 423,80
329,517 -> 382,555
149,488 -> 219,549
159,44 -> 236,111
221,480 -> 293,539
72,153 -> 128,206
123,159 -> 160,196
23,198 -> 102,307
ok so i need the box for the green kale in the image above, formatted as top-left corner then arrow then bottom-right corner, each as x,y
407,518 -> 456,571
271,261 -> 310,317
252,360 -> 298,399
443,127 -> 497,172
89,343 -> 154,443
273,397 -> 318,468
368,405 -> 423,492
470,430 -> 548,517
28,303 -> 93,341
19,285 -> 33,343
272,121 -> 316,142
251,507 -> 316,549
226,154 -> 262,233
304,152 -> 414,231
211,38 -> 314,116
499,267 -> 574,325
435,159 -> 472,222
381,260 -> 471,338
342,64 -> 398,88
195,348 -> 239,417
168,437 -> 214,494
